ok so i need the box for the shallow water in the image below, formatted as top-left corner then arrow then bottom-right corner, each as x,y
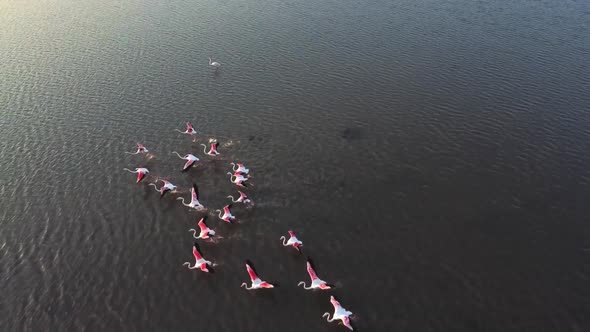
1,0 -> 590,331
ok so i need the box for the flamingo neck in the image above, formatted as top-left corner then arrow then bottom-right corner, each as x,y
280,236 -> 288,246
183,262 -> 197,269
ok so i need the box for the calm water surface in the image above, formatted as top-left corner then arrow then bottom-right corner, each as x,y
1,0 -> 590,331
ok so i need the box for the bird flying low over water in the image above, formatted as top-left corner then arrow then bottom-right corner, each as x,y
227,191 -> 251,204
189,217 -> 216,239
183,243 -> 212,272
123,167 -> 149,183
175,122 -> 197,135
241,263 -> 274,290
323,296 -> 354,330
280,230 -> 303,252
201,142 -> 220,156
298,259 -> 331,290
208,57 -> 221,68
215,205 -> 236,223
125,143 -> 149,155
177,183 -> 205,210
230,162 -> 249,174
148,179 -> 177,197
172,151 -> 200,171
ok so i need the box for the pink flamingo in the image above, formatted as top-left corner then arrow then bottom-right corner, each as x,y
189,218 -> 216,239
215,205 -> 236,223
172,151 -> 200,171
322,296 -> 354,330
183,243 -> 212,272
148,179 -> 177,197
298,259 -> 331,290
280,230 -> 303,252
125,143 -> 149,155
123,167 -> 149,183
200,142 -> 220,156
241,263 -> 274,290
177,183 -> 205,210
227,191 -> 251,204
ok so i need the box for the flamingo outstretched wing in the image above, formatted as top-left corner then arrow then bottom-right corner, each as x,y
306,261 -> 319,280
198,218 -> 207,232
136,170 -> 145,183
191,184 -> 199,201
288,230 -> 296,238
183,159 -> 195,170
192,244 -> 203,260
330,296 -> 342,311
246,264 -> 259,282
342,316 -> 353,330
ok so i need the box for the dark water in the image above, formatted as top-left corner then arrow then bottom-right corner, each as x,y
2,0 -> 590,331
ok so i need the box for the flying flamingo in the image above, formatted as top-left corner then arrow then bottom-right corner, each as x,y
208,57 -> 221,68
175,122 -> 197,141
123,167 -> 149,183
280,230 -> 303,252
172,151 -> 200,171
183,243 -> 212,272
227,191 -> 251,204
177,183 -> 205,210
298,259 -> 331,290
125,143 -> 149,155
215,205 -> 235,223
241,263 -> 274,290
322,296 -> 354,330
230,162 -> 250,174
200,142 -> 219,156
227,172 -> 249,187
148,179 -> 177,197
189,217 -> 216,239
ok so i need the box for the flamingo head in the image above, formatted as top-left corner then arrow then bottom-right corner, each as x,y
240,283 -> 247,288
297,281 -> 305,287
322,313 -> 330,318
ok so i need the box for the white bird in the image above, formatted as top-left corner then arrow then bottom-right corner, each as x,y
175,121 -> 197,135
215,205 -> 236,223
148,179 -> 177,197
123,167 -> 149,183
183,243 -> 212,272
227,191 -> 251,204
241,263 -> 274,290
280,230 -> 303,252
189,217 -> 216,239
230,162 -> 250,174
172,151 -> 200,171
125,143 -> 149,155
323,296 -> 354,330
227,172 -> 248,187
208,57 -> 221,68
201,142 -> 220,156
298,260 -> 331,290
177,183 -> 205,210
